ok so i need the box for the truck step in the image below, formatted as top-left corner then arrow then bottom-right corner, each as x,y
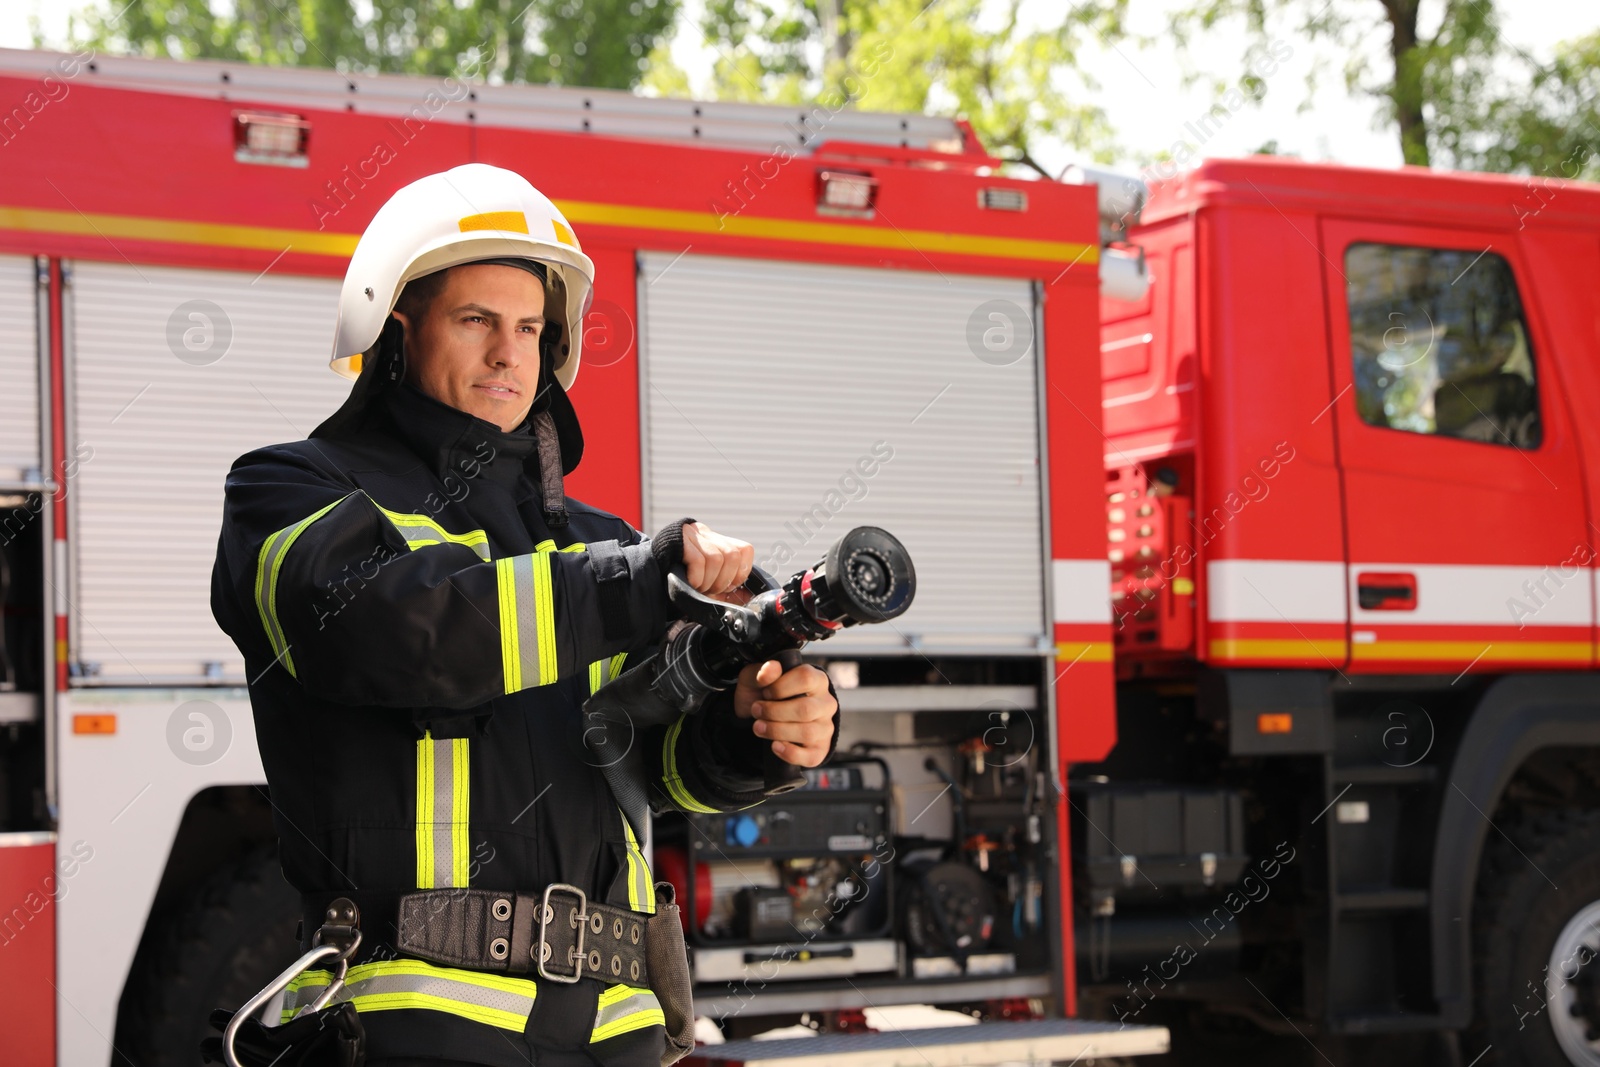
1334,888 -> 1430,913
688,1019 -> 1171,1067
1331,764 -> 1437,786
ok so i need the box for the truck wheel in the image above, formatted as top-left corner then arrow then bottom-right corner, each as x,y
120,845 -> 300,1067
1474,810 -> 1600,1066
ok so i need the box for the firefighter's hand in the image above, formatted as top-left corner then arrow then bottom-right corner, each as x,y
681,521 -> 754,599
734,661 -> 837,767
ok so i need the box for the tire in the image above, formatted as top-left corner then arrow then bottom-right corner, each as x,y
119,845 -> 301,1066
1473,809 -> 1600,1067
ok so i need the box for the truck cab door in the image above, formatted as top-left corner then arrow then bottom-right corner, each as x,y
1320,219 -> 1592,673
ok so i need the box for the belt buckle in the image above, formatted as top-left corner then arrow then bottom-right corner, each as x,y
537,883 -> 589,984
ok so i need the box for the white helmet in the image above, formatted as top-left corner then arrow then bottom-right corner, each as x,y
330,163 -> 595,389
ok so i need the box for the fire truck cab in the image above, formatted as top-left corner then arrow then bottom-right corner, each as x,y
1091,157 -> 1600,1062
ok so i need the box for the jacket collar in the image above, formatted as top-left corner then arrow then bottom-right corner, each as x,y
381,382 -> 536,491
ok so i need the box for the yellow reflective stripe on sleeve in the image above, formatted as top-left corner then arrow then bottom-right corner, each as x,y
284,960 -> 536,1031
377,506 -> 491,560
452,736 -> 471,886
253,495 -> 349,677
588,652 -> 628,697
590,984 -> 665,1043
662,715 -> 718,814
497,552 -> 558,692
534,550 -> 557,685
535,539 -> 587,553
496,556 -> 520,692
415,732 -> 470,889
620,806 -> 655,915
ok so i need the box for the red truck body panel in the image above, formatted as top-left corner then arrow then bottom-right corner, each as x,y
0,837 -> 58,1067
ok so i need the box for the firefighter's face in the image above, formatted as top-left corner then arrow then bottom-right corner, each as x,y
393,263 -> 546,432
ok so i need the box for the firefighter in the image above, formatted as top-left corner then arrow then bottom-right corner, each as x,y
210,163 -> 840,1067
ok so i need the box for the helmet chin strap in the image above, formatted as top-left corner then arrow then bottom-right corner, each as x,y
379,315 -> 407,382
532,408 -> 569,528
531,320 -> 569,528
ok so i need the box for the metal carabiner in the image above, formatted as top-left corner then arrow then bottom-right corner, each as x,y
222,928 -> 362,1067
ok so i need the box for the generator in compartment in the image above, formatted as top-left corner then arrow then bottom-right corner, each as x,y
656,695 -> 1053,1000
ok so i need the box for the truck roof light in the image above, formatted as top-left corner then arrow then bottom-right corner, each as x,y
817,170 -> 876,217
233,110 -> 310,167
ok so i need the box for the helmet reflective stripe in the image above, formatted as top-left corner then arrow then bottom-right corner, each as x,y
330,163 -> 595,390
459,211 -> 529,234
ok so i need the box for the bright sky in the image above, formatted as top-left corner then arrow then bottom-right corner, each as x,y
3,0 -> 1594,177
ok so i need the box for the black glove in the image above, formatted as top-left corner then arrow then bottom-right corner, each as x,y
200,1002 -> 366,1067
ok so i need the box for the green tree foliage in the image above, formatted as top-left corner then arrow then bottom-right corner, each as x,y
657,0 -> 1129,174
1463,31 -> 1600,181
1168,0 -> 1598,177
69,0 -> 679,89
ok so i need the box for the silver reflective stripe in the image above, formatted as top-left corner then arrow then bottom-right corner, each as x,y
286,962 -> 535,1031
431,736 -> 456,887
496,552 -> 557,692
591,985 -> 664,1042
507,553 -> 545,687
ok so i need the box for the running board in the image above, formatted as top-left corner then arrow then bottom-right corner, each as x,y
687,1019 -> 1171,1067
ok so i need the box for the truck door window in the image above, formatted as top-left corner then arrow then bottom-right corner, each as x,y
1345,243 -> 1541,448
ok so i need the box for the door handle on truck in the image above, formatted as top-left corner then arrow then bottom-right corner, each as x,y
1357,572 -> 1417,610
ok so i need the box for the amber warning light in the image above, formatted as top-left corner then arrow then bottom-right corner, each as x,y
1257,713 -> 1293,735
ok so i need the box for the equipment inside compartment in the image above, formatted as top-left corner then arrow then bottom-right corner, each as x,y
654,705 -> 1051,986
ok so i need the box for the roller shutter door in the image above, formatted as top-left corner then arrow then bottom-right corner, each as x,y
69,262 -> 348,682
0,256 -> 41,482
640,252 -> 1045,653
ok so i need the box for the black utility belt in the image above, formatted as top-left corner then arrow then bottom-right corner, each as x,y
302,883 -> 653,989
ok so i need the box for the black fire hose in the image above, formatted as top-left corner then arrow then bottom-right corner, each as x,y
583,526 -> 916,828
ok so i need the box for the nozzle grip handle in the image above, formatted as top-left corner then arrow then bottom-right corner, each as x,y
761,649 -> 808,795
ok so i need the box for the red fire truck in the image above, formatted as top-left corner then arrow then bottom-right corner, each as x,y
0,42 -> 1596,1067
